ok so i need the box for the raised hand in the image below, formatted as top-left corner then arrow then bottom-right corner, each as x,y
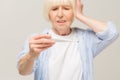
28,34 -> 55,58
75,0 -> 83,19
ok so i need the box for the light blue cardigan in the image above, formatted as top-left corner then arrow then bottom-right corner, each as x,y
17,22 -> 119,80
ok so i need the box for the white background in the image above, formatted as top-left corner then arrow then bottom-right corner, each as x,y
0,0 -> 120,80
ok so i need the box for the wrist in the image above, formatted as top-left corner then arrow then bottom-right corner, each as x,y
76,14 -> 85,21
27,52 -> 38,60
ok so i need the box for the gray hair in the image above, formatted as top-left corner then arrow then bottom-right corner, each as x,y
43,0 -> 75,21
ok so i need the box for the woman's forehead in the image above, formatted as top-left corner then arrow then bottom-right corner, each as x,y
49,0 -> 72,6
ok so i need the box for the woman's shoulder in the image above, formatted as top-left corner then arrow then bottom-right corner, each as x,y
74,27 -> 95,34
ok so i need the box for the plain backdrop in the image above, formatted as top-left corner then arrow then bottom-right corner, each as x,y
0,0 -> 120,80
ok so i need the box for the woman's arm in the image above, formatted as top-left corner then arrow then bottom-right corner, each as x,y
75,0 -> 108,33
17,34 -> 55,75
18,52 -> 36,75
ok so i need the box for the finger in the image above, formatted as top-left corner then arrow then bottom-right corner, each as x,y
34,45 -> 51,53
76,0 -> 83,6
30,38 -> 55,44
38,44 -> 54,50
31,34 -> 51,40
39,38 -> 55,44
76,0 -> 80,5
31,43 -> 54,48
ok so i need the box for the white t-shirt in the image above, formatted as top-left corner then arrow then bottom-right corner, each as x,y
48,29 -> 82,80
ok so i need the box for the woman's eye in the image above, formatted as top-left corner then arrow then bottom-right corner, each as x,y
65,8 -> 69,10
52,8 -> 58,11
64,7 -> 70,10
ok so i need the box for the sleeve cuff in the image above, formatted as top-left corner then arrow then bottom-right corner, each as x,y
96,21 -> 119,40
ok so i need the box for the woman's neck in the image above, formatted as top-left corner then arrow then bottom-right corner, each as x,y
52,28 -> 72,36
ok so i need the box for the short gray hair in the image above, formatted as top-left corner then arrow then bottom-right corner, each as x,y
43,0 -> 75,21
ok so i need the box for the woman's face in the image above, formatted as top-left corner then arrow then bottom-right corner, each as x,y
49,4 -> 74,35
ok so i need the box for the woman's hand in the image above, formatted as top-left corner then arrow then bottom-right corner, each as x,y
75,0 -> 84,19
18,34 -> 55,75
75,0 -> 108,33
28,34 -> 55,58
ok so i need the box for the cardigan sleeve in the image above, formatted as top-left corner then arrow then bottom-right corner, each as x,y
86,21 -> 119,57
16,34 -> 40,72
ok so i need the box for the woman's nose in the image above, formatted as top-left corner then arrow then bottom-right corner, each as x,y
57,8 -> 63,18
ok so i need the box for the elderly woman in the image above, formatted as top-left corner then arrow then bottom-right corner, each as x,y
17,0 -> 119,80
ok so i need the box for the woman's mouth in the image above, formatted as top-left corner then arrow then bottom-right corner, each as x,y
57,20 -> 66,25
